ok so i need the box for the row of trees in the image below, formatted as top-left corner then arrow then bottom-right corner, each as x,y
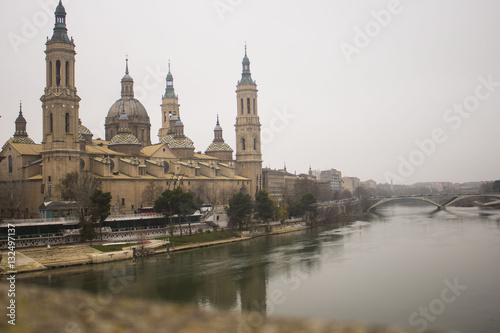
225,190 -> 317,230
153,187 -> 200,237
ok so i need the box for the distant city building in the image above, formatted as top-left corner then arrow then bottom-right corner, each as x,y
319,169 -> 342,192
342,177 -> 360,196
361,179 -> 377,189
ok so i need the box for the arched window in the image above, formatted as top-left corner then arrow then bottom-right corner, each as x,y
65,61 -> 69,86
253,138 -> 257,150
253,98 -> 256,114
247,98 -> 250,114
49,61 -> 53,86
65,113 -> 70,133
56,60 -> 61,86
49,113 -> 53,133
8,155 -> 13,173
240,99 -> 244,115
242,138 -> 246,150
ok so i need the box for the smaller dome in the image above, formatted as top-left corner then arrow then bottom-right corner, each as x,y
121,74 -> 134,83
119,111 -> 129,121
161,135 -> 174,144
79,124 -> 92,135
206,142 -> 233,152
168,137 -> 194,149
109,133 -> 141,145
175,119 -> 184,127
55,1 -> 66,15
15,113 -> 26,124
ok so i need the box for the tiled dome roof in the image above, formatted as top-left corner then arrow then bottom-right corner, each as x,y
109,133 -> 141,145
206,142 -> 233,152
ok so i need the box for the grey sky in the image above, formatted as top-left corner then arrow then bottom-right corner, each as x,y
1,0 -> 499,185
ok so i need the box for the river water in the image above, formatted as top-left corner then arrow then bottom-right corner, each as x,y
18,205 -> 500,332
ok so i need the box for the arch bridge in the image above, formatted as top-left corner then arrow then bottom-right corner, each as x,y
367,194 -> 500,212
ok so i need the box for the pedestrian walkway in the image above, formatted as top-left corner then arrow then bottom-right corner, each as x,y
19,245 -> 101,268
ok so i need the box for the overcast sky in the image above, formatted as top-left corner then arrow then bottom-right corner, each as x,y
1,0 -> 499,185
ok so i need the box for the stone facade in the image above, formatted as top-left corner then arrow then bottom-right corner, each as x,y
0,2 -> 261,217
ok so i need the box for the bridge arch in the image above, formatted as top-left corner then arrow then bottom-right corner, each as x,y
368,197 -> 443,211
443,194 -> 500,207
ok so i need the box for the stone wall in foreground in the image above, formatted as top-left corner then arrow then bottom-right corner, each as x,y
0,283 -> 448,333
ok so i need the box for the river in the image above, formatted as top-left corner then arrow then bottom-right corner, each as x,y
18,205 -> 500,332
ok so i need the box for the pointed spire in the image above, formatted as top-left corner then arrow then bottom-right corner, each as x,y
239,44 -> 255,85
121,56 -> 134,98
14,100 -> 28,138
164,60 -> 176,98
214,114 -> 223,141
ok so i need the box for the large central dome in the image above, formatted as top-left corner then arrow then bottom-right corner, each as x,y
104,58 -> 151,146
107,98 -> 149,119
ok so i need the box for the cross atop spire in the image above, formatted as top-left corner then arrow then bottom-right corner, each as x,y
125,55 -> 129,75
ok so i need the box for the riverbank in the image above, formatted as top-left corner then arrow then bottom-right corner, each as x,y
0,225 -> 310,275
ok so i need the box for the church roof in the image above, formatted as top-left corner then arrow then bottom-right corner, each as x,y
206,142 -> 233,153
109,133 -> 141,145
2,137 -> 37,151
85,143 -> 125,156
3,142 -> 41,155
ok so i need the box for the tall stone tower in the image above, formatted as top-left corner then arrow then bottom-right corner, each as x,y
40,0 -> 81,199
235,46 -> 262,195
158,62 -> 180,140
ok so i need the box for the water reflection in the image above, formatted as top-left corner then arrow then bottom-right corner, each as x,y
17,205 -> 500,333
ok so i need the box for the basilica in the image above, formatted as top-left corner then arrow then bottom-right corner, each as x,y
0,1 -> 263,217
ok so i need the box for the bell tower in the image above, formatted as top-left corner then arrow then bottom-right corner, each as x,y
159,61 -> 180,140
235,46 -> 262,195
40,0 -> 81,199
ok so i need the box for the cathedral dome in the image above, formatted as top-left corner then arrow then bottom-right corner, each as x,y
107,98 -> 149,120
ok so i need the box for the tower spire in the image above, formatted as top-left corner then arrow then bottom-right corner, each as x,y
164,60 -> 175,98
240,44 -> 255,85
121,56 -> 134,98
50,0 -> 70,43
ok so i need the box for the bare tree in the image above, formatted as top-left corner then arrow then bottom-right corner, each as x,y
0,175 -> 27,218
141,181 -> 164,207
192,181 -> 218,207
58,171 -> 101,216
